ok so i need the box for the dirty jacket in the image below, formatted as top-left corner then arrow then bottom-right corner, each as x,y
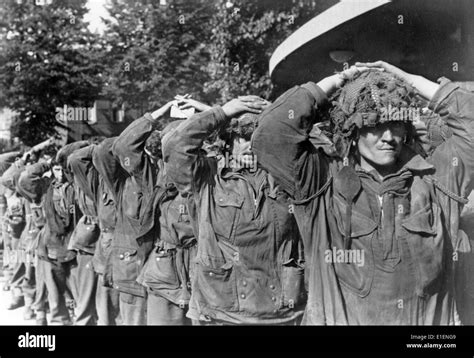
137,173 -> 197,307
100,114 -> 160,297
252,79 -> 474,325
91,138 -> 119,285
163,107 -> 306,324
68,146 -> 100,254
18,162 -> 78,263
17,163 -> 48,262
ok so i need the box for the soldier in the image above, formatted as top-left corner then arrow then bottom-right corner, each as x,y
90,138 -> 122,325
163,96 -> 307,325
137,120 -> 197,325
0,152 -> 21,288
19,143 -> 83,325
1,161 -> 27,313
97,101 -> 176,325
251,62 -> 474,324
17,154 -> 52,325
15,141 -> 58,325
67,142 -> 102,325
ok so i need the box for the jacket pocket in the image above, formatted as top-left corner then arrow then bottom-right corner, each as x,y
122,178 -> 143,220
194,260 -> 237,310
113,246 -> 140,284
281,258 -> 306,308
401,204 -> 443,296
212,192 -> 243,243
332,199 -> 376,297
141,249 -> 180,291
69,216 -> 100,250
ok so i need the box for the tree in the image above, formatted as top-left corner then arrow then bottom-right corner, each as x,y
0,0 -> 105,145
203,0 -> 333,102
100,0 -> 214,127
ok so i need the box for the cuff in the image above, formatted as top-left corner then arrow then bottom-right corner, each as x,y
301,82 -> 328,107
212,106 -> 228,123
144,112 -> 160,129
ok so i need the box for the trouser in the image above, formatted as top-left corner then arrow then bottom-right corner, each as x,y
70,253 -> 98,325
32,256 -> 48,314
9,260 -> 25,300
146,293 -> 191,325
8,240 -> 34,306
10,260 -> 36,309
96,274 -> 121,325
455,248 -> 474,325
41,258 -> 76,325
119,292 -> 147,325
2,237 -> 15,286
22,263 -> 36,307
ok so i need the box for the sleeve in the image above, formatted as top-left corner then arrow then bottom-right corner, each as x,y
67,145 -> 98,203
428,78 -> 474,199
251,82 -> 330,200
112,113 -> 157,178
162,107 -> 227,195
92,137 -> 124,203
0,151 -> 21,176
16,162 -> 50,203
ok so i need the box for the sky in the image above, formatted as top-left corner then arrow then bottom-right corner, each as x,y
84,0 -> 110,33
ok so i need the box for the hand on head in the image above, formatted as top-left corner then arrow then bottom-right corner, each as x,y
355,61 -> 410,82
174,94 -> 211,112
222,96 -> 269,118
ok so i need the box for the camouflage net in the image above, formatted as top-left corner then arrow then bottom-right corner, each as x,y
328,71 -> 424,157
227,112 -> 259,141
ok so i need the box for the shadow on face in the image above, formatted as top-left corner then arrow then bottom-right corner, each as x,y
357,122 -> 408,173
52,165 -> 64,182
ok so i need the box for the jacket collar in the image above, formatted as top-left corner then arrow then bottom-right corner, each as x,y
355,144 -> 434,179
397,145 -> 434,173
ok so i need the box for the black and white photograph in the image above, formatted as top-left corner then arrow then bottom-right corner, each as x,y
0,0 -> 473,354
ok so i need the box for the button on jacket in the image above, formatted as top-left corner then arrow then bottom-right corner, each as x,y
68,145 -> 100,255
95,115 -> 160,297
252,79 -> 474,325
137,177 -> 196,307
18,162 -> 78,263
163,108 -> 306,324
90,139 -> 118,284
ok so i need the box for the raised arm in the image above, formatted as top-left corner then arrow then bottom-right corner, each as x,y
0,151 -> 21,177
162,97 -> 264,195
17,162 -> 51,203
251,82 -> 330,200
92,137 -> 123,203
251,66 -> 369,200
112,101 -> 174,177
426,79 -> 474,198
67,145 -> 98,203
358,61 -> 474,199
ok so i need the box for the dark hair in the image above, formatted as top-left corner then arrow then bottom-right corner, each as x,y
145,130 -> 162,158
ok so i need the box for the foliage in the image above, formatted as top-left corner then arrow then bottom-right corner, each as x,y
0,0 -> 331,142
0,0 -> 105,145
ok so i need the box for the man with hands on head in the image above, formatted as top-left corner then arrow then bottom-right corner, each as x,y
252,62 -> 474,325
163,95 -> 307,325
107,99 -> 195,325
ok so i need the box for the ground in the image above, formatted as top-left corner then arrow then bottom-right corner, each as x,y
0,250 -> 35,325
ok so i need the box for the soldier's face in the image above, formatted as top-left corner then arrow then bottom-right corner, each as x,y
52,165 -> 64,182
232,136 -> 254,167
357,122 -> 406,170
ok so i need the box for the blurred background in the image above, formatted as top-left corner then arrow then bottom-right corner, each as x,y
0,0 -> 472,151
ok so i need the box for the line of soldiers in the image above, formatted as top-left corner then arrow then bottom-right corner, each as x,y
1,60 -> 474,325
